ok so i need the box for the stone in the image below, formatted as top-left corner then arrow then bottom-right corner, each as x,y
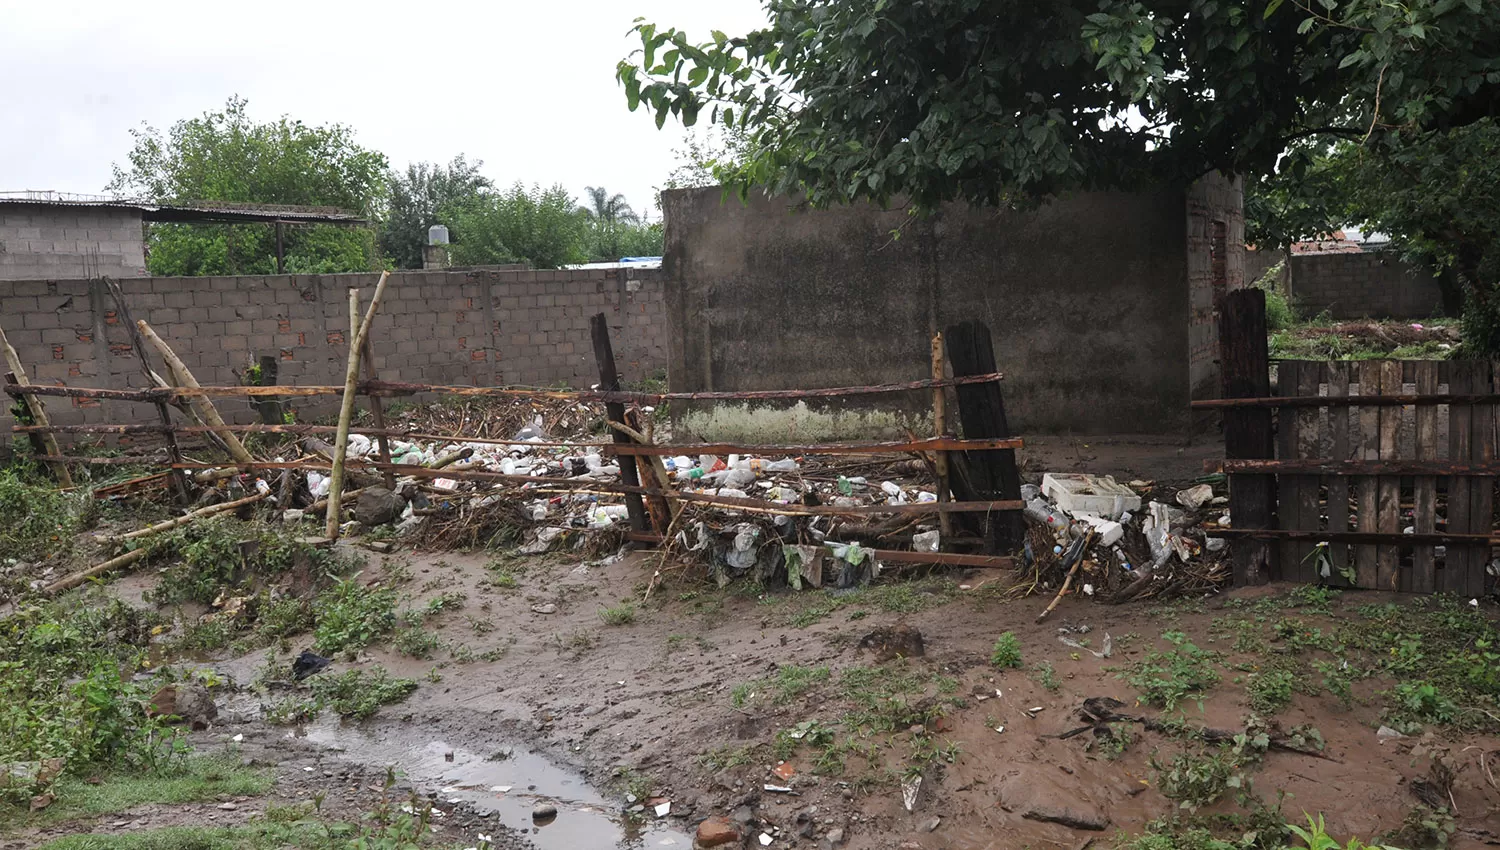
532,802 -> 558,821
920,817 -> 941,833
217,802 -> 238,811
732,805 -> 755,825
148,684 -> 217,729
822,827 -> 845,848
354,487 -> 406,526
696,815 -> 743,848
531,603 -> 558,615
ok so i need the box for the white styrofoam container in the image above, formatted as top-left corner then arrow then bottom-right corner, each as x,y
1041,473 -> 1142,516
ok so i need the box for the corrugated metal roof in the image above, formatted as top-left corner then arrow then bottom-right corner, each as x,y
0,193 -> 367,225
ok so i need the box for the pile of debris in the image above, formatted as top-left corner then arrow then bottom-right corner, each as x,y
1016,473 -> 1231,604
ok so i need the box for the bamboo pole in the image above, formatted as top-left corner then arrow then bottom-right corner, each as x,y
931,332 -> 952,543
135,320 -> 254,464
45,490 -> 269,595
103,276 -> 188,503
0,323 -> 72,486
326,271 -> 392,539
119,491 -> 269,541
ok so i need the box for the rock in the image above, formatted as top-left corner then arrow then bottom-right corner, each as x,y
354,487 -> 407,526
696,815 -> 743,848
0,757 -> 66,790
217,802 -> 238,811
822,827 -> 845,848
531,603 -> 558,615
532,802 -> 558,822
148,684 -> 217,729
732,805 -> 755,825
920,817 -> 941,833
1021,806 -> 1110,831
292,651 -> 332,681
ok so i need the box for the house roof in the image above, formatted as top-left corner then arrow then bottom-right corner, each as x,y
0,192 -> 367,225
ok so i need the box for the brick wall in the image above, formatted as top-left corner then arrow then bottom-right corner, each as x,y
1186,173 -> 1247,401
0,203 -> 149,280
0,267 -> 666,433
1288,251 -> 1447,319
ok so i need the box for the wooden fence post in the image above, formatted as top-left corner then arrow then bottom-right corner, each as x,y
590,313 -> 648,534
944,321 -> 1024,553
1219,289 -> 1276,585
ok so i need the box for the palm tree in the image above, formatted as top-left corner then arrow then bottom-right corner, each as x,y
581,186 -> 637,225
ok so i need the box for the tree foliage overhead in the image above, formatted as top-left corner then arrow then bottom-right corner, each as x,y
107,96 -> 388,276
581,186 -> 638,224
618,0 -> 1500,210
379,155 -> 492,269
443,183 -> 591,270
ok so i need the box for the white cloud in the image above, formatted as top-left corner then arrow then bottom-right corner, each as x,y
0,0 -> 768,218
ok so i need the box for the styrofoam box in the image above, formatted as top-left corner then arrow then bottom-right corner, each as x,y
1041,473 -> 1142,516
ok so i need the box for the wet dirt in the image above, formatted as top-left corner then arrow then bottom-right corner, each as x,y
38,536 -> 1500,850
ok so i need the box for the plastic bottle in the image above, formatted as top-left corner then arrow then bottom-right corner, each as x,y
763,459 -> 799,473
880,481 -> 903,497
673,455 -> 695,472
722,467 -> 756,490
1024,497 -> 1070,534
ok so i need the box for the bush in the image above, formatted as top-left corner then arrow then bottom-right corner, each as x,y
309,668 -> 417,720
146,518 -> 346,606
0,468 -> 88,563
990,632 -> 1022,669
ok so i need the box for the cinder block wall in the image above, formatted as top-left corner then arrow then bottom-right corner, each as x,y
1186,173 -> 1247,401
0,268 -> 666,434
1288,251 -> 1447,319
0,204 -> 148,280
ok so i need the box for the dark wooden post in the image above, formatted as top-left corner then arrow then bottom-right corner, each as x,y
1218,288 -> 1276,585
944,321 -> 1024,553
252,354 -> 283,426
274,221 -> 286,275
4,372 -> 51,462
590,313 -> 648,533
358,338 -> 396,489
104,277 -> 190,504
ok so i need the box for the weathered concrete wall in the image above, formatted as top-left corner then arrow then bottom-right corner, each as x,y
0,268 -> 665,433
0,203 -> 148,280
1289,251 -> 1448,319
662,182 -> 1238,439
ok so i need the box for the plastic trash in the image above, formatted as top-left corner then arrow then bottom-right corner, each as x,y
763,458 -> 799,473
1025,497 -> 1071,534
913,530 -> 940,552
1176,483 -> 1214,510
308,471 -> 330,498
346,434 -> 373,458
880,481 -> 903,497
721,467 -> 756,490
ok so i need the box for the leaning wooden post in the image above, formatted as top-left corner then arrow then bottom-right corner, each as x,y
0,323 -> 73,487
359,336 -> 396,489
326,271 -> 392,539
136,320 -> 255,465
590,313 -> 648,534
930,332 -> 953,545
944,321 -> 1024,553
1218,288 -> 1276,585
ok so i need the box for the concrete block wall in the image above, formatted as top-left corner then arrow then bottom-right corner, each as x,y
1288,251 -> 1447,319
0,204 -> 148,280
1186,173 -> 1247,401
0,268 -> 666,434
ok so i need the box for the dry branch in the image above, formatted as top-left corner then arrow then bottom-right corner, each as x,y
136,320 -> 254,464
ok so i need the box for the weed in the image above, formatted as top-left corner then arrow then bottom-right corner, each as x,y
554,628 -> 598,658
487,570 -> 519,590
14,755 -> 270,825
1387,681 -> 1458,727
1384,804 -> 1455,849
467,614 -> 496,635
1123,631 -> 1222,711
731,682 -> 757,708
1288,584 -> 1340,614
146,518 -> 347,607
599,603 -> 637,626
423,591 -> 467,615
1148,746 -> 1243,812
990,632 -> 1023,669
312,577 -> 397,656
1033,661 -> 1060,692
1247,667 -> 1296,714
1290,813 -> 1403,850
309,667 -> 418,720
1092,722 -> 1136,760
0,467 -> 88,563
613,768 -> 654,802
391,626 -> 441,659
263,696 -> 321,725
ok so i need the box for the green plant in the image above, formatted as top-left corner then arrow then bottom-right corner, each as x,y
990,632 -> 1023,669
770,665 -> 831,704
1289,813 -> 1402,850
1247,668 -> 1296,714
1385,804 -> 1455,849
312,577 -> 397,656
308,667 -> 417,720
1033,661 -> 1060,692
1149,747 -> 1242,812
1123,631 -> 1223,711
391,626 -> 441,659
146,518 -> 347,607
599,603 -> 637,626
1388,681 -> 1457,726
0,468 -> 88,563
1094,722 -> 1136,760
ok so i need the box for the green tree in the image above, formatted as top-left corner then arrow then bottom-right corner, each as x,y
107,96 -> 388,275
581,186 -> 638,224
664,124 -> 754,190
444,183 -> 589,269
585,219 -> 664,262
618,0 -> 1499,209
379,155 -> 492,269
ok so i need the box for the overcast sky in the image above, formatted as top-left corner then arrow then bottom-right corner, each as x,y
0,0 -> 768,219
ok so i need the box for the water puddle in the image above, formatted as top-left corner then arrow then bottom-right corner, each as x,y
293,718 -> 692,850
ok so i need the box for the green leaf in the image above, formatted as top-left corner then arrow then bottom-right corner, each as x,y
1297,16 -> 1316,34
1264,0 -> 1284,18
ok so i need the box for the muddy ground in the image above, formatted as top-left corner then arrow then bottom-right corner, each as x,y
11,538 -> 1500,850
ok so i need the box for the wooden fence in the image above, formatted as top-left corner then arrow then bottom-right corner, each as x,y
1195,289 -> 1496,595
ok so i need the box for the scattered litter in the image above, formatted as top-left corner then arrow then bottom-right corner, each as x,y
762,784 -> 793,794
759,834 -> 774,846
654,801 -> 672,817
1043,473 -> 1141,515
901,775 -> 922,812
1377,726 -> 1406,741
772,762 -> 795,781
1175,483 -> 1215,510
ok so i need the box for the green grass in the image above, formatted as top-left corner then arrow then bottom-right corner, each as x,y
35,825 -> 313,850
308,667 -> 418,720
16,755 -> 270,826
312,578 -> 397,656
599,603 -> 637,626
774,578 -> 959,628
391,626 -> 442,659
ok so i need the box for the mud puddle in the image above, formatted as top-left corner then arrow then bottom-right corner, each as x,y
293,718 -> 692,849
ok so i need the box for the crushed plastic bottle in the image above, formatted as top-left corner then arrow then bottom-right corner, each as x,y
913,530 -> 941,552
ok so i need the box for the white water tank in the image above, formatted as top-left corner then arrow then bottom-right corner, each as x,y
427,224 -> 450,245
